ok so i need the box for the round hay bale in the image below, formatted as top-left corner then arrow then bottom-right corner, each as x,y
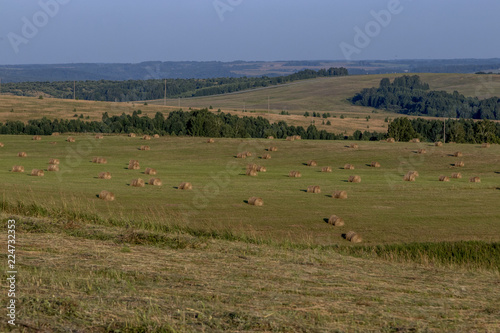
247,163 -> 258,171
18,152 -> 27,157
350,143 -> 359,149
207,138 -> 215,143
288,171 -> 301,178
346,231 -> 362,243
140,145 -> 151,151
267,136 -> 274,140
0,143 -> 4,148
410,138 -> 420,143
469,176 -> 481,183
454,161 -> 465,167
451,172 -> 462,179
286,136 -> 295,141
178,182 -> 193,190
12,165 -> 24,173
262,154 -> 271,160
245,151 -> 252,157
143,135 -> 151,140
236,153 -> 247,159
67,137 -> 75,143
387,138 -> 395,143
294,135 -> 302,140
153,134 -> 160,138
403,173 -> 416,182
454,151 -> 463,157
144,167 -> 157,175
48,158 -> 60,165
481,143 -> 491,148
95,134 -> 104,139
246,169 -> 258,177
149,178 -> 162,186
128,133 -> 136,138
306,185 -> 321,194
99,190 -> 115,201
370,162 -> 381,168
51,132 -> 60,136
344,164 -> 355,170
348,175 -> 361,183
256,165 -> 267,172
47,165 -> 59,172
96,158 -> 107,164
307,160 -> 317,167
439,175 -> 450,182
98,172 -> 112,179
32,135 -> 42,141
128,160 -> 140,170
435,141 -> 443,147
418,149 -> 427,154
31,169 -> 44,177
333,190 -> 347,199
328,215 -> 345,227
248,197 -> 264,206
268,146 -> 278,152
408,171 -> 419,177
321,166 -> 332,173
131,178 -> 145,187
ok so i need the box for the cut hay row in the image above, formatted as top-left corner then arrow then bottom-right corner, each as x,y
348,175 -> 361,183
12,165 -> 24,173
307,160 -> 317,167
321,166 -> 332,173
410,138 -> 420,143
333,190 -> 347,199
95,134 -> 104,139
262,154 -> 271,160
268,146 -> 278,152
143,135 -> 151,140
454,151 -> 463,157
248,197 -> 263,206
32,135 -> 42,141
144,167 -> 157,175
67,137 -> 75,143
92,157 -> 108,164
128,133 -> 136,138
178,182 -> 193,190
47,165 -> 59,172
99,190 -> 115,201
439,175 -> 450,182
451,172 -> 462,179
455,161 -> 465,167
128,160 -> 140,170
470,176 -> 481,183
435,141 -> 443,147
344,164 -> 354,170
31,169 -> 44,177
288,171 -> 301,178
482,143 -> 490,148
207,138 -> 215,143
131,178 -> 145,187
307,185 -> 321,194
418,149 -> 427,154
346,231 -> 362,243
140,145 -> 150,151
18,152 -> 27,157
328,215 -> 344,227
98,172 -> 112,179
49,158 -> 60,165
387,138 -> 395,143
370,161 -> 381,168
149,178 -> 162,186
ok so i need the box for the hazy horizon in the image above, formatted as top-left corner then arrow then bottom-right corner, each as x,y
1,0 -> 499,65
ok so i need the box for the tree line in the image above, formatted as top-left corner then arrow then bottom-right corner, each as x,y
350,75 -> 500,120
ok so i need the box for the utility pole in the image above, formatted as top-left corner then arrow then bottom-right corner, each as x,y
164,79 -> 167,106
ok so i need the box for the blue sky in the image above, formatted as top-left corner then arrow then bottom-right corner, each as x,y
0,0 -> 499,65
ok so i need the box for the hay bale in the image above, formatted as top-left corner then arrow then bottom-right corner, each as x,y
51,132 -> 60,136
321,166 -> 332,173
294,135 -> 302,140
131,178 -> 145,187
128,133 -> 136,138
95,157 -> 107,164
350,143 -> 359,149
12,166 -> 24,173
32,135 -> 42,141
286,136 -> 295,141
256,165 -> 267,172
328,215 -> 345,227
31,169 -> 44,177
245,151 -> 252,157
236,153 -> 247,159
207,138 -> 215,143
95,134 -> 104,139
454,151 -> 463,157
128,160 -> 140,170
153,134 -> 160,138
307,160 -> 317,167
140,145 -> 151,151
370,161 -> 381,168
47,164 -> 59,172
144,167 -> 157,175
262,154 -> 272,160
98,172 -> 112,179
439,175 -> 450,182
451,172 -> 462,179
0,143 -> 4,148
418,149 -> 427,154
410,138 -> 420,143
247,163 -> 258,171
48,158 -> 60,165
99,190 -> 115,201
148,178 -> 162,186
67,137 -> 75,143
346,231 -> 362,243
455,161 -> 465,167
403,173 -> 416,182
333,190 -> 347,199
469,176 -> 481,183
482,143 -> 491,148
18,152 -> 27,157
268,146 -> 278,152
387,138 -> 395,143
435,141 -> 443,147
178,182 -> 193,190
348,175 -> 361,183
344,164 -> 354,170
306,185 -> 321,194
248,197 -> 264,206
267,136 -> 274,140
246,169 -> 258,177
408,171 -> 419,177
288,171 -> 301,178
143,135 -> 151,140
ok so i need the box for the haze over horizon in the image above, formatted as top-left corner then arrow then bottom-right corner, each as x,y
0,0 -> 499,65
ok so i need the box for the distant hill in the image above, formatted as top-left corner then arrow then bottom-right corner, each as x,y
1,59 -> 500,83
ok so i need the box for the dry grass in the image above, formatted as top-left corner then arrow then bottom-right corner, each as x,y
131,178 -> 145,187
451,172 -> 462,179
268,146 -> 278,152
469,176 -> 481,183
455,161 -> 465,167
248,196 -> 264,206
98,190 -> 115,201
346,230 -> 362,243
178,182 -> 193,190
344,163 -> 354,170
439,175 -> 450,182
306,185 -> 321,194
18,152 -> 27,157
328,215 -> 345,227
144,167 -> 157,175
207,138 -> 215,143
348,175 -> 361,183
307,160 -> 317,167
140,145 -> 151,151
288,171 -> 301,178
370,161 -> 381,168
333,190 -> 347,199
32,135 -> 42,141
31,169 -> 44,177
98,172 -> 112,180
262,154 -> 271,160
148,178 -> 162,186
11,165 -> 24,173
47,164 -> 59,172
67,137 -> 75,142
387,138 -> 395,143
48,158 -> 60,165
321,166 -> 332,172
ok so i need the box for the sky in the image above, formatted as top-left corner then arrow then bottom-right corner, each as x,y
0,0 -> 499,65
